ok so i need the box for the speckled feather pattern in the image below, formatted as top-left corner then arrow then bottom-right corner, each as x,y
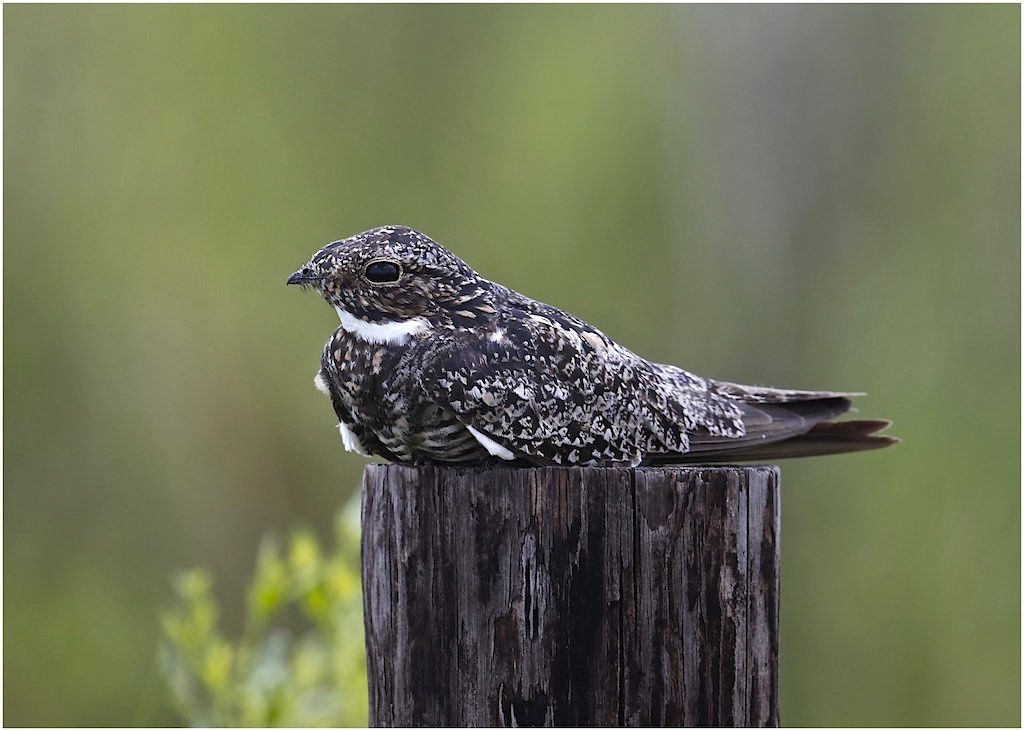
288,226 -> 892,466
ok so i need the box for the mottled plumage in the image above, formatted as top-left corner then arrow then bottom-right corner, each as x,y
288,226 -> 896,466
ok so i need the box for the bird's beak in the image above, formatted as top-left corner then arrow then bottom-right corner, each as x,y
286,268 -> 314,286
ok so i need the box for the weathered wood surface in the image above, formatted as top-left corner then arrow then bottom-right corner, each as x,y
361,465 -> 780,727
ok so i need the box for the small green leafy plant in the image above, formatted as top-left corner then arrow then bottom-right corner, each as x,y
158,498 -> 368,726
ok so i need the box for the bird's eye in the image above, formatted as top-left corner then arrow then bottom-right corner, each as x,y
364,260 -> 402,284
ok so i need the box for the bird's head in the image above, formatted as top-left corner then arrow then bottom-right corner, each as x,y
288,226 -> 495,341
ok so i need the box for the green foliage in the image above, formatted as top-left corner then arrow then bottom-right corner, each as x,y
158,499 -> 368,727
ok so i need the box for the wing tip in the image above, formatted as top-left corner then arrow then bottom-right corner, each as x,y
651,418 -> 899,464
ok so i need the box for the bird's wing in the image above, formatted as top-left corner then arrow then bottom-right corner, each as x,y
645,368 -> 893,461
706,379 -> 862,403
683,396 -> 852,453
646,419 -> 898,464
418,301 -> 742,466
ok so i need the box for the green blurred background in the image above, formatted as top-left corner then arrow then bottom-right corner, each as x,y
4,4 -> 1019,726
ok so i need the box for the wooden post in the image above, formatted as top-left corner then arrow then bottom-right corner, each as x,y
361,465 -> 780,727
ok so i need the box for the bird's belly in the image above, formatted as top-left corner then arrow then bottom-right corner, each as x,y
375,401 -> 489,463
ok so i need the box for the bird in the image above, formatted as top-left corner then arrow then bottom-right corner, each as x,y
287,225 -> 896,467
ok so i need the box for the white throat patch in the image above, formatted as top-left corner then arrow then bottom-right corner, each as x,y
335,306 -> 429,345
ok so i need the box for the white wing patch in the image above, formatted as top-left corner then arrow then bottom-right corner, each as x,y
335,306 -> 429,345
466,425 -> 515,460
313,371 -> 330,395
338,422 -> 369,456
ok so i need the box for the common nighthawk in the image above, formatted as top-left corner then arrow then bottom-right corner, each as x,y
287,225 -> 896,466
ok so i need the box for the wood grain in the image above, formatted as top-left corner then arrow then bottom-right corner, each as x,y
361,465 -> 779,727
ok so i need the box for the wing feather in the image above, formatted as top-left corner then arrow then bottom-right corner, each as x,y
420,295 -> 751,466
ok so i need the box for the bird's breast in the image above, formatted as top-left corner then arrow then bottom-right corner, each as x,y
324,327 -> 486,463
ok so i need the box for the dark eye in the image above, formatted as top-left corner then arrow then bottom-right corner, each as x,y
364,260 -> 402,284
